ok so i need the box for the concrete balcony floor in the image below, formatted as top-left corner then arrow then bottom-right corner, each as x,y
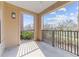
2,40 -> 77,57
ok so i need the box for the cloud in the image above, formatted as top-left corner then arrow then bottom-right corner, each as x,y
69,14 -> 77,21
47,14 -> 77,22
59,8 -> 66,12
53,15 -> 67,21
67,13 -> 78,24
46,13 -> 78,25
46,15 -> 67,24
47,18 -> 54,20
76,7 -> 79,10
70,13 -> 74,16
47,15 -> 68,21
50,12 -> 56,14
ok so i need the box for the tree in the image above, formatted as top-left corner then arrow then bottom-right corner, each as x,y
57,19 -> 77,31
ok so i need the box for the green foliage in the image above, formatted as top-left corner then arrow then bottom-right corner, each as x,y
21,31 -> 33,40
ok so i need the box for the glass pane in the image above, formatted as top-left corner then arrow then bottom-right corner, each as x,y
23,14 -> 34,31
43,1 -> 78,31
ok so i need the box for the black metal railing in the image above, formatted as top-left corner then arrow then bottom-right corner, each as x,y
42,30 -> 79,56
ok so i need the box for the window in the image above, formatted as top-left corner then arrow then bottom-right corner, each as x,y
42,1 -> 79,31
21,13 -> 35,39
23,14 -> 34,31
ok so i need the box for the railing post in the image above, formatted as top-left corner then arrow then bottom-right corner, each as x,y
52,30 -> 55,47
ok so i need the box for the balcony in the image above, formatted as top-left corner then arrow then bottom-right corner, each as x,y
0,1 -> 79,57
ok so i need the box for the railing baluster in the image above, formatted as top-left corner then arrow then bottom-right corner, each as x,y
71,31 -> 72,53
57,31 -> 58,48
63,31 -> 64,49
56,31 -> 58,47
61,31 -> 62,48
67,31 -> 69,51
69,31 -> 70,52
74,32 -> 76,54
75,32 -> 77,54
62,31 -> 63,49
63,31 -> 65,50
54,31 -> 56,46
55,31 -> 56,46
52,31 -> 55,47
66,31 -> 67,51
56,31 -> 57,47
65,31 -> 66,50
55,31 -> 57,46
42,30 -> 79,56
59,31 -> 60,48
58,31 -> 59,48
60,31 -> 61,48
77,32 -> 79,56
57,31 -> 59,47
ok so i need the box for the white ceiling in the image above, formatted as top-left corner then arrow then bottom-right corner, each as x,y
6,1 -> 56,13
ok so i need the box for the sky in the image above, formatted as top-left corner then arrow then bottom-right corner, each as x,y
23,14 -> 34,27
23,1 -> 79,28
43,1 -> 78,25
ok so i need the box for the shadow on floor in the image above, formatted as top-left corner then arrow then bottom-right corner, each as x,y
35,41 -> 77,57
2,40 -> 34,57
2,40 -> 77,57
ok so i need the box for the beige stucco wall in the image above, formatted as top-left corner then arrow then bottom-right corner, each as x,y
0,2 -> 1,44
2,2 -> 21,48
34,14 -> 42,41
0,2 -> 5,56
